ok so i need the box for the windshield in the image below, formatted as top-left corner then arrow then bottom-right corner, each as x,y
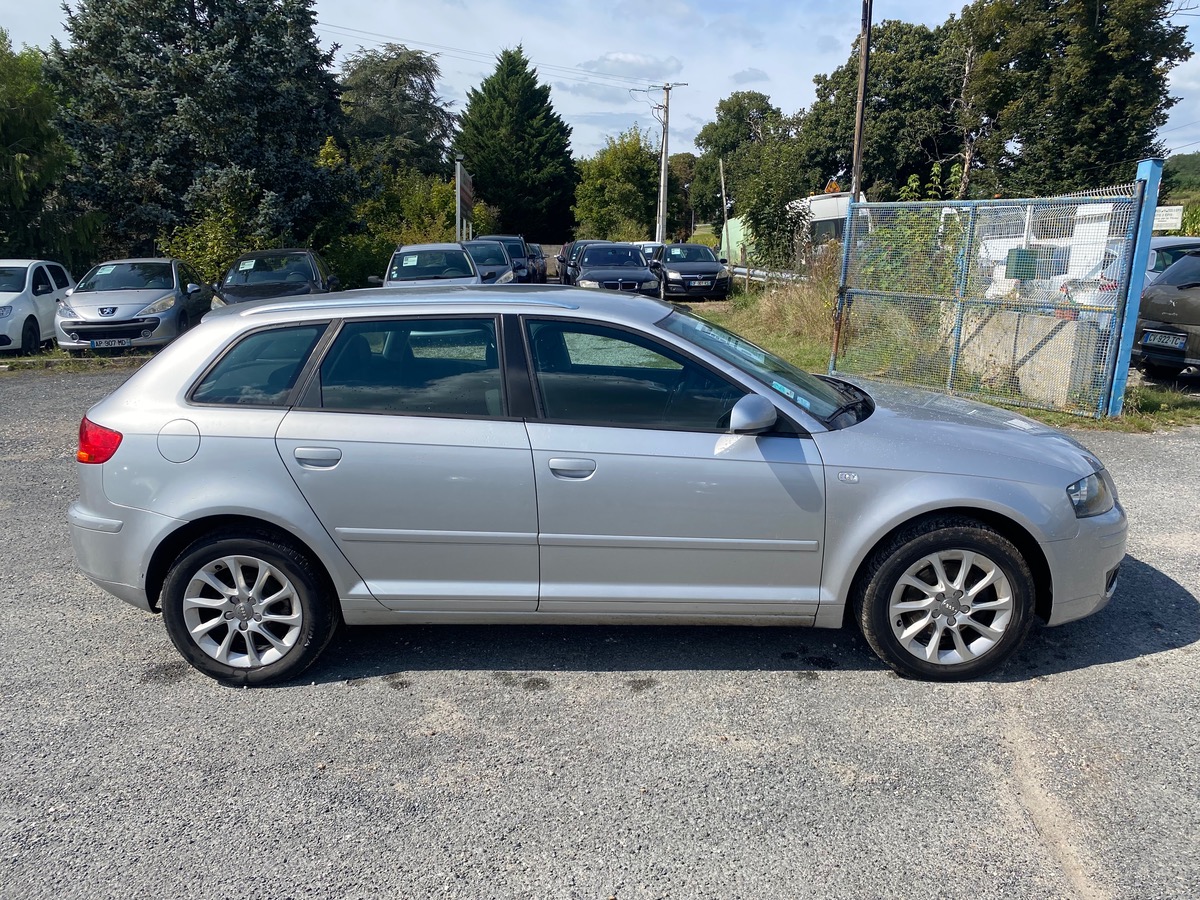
580,246 -> 647,268
0,266 -> 28,292
663,245 -> 717,264
76,262 -> 175,293
464,242 -> 511,267
388,249 -> 476,281
659,310 -> 848,423
224,253 -> 312,286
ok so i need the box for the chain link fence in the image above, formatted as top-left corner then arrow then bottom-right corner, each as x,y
830,184 -> 1144,417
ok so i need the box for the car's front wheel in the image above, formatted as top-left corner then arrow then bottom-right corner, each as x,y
161,531 -> 339,685
854,517 -> 1035,680
20,318 -> 40,355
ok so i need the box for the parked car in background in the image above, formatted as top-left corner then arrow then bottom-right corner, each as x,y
69,287 -> 1125,686
653,243 -> 732,301
0,259 -> 74,354
55,258 -> 213,353
1145,236 -> 1200,290
463,240 -> 517,284
215,249 -> 338,305
558,239 -> 612,285
575,243 -> 661,297
635,241 -> 664,261
526,243 -> 548,283
475,234 -> 533,283
1132,249 -> 1200,378
381,243 -> 481,286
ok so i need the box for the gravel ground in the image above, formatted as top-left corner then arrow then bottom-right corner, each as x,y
1,367 -> 1197,900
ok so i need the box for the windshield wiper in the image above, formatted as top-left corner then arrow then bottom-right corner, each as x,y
825,396 -> 872,426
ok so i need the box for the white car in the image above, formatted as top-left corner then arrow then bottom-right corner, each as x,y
0,259 -> 75,354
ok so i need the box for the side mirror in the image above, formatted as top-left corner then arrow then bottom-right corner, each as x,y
34,283 -> 53,296
65,287 -> 74,297
186,282 -> 202,295
556,255 -> 565,263
367,275 -> 383,286
481,270 -> 497,282
326,275 -> 340,289
729,394 -> 778,434
719,258 -> 729,265
649,260 -> 662,270
209,283 -> 219,293
515,265 -> 528,275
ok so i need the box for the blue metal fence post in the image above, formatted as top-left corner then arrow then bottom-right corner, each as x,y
945,206 -> 979,393
1107,158 -> 1163,416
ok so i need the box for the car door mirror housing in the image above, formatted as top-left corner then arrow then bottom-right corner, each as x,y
729,394 -> 778,434
367,275 -> 383,286
327,275 -> 340,289
482,270 -> 497,282
186,283 -> 202,295
719,258 -> 729,265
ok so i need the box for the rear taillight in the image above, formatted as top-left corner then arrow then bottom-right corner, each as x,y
77,416 -> 123,464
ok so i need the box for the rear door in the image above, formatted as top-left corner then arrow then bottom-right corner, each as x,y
276,316 -> 539,611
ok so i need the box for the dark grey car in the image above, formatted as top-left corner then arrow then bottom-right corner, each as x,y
1133,249 -> 1200,377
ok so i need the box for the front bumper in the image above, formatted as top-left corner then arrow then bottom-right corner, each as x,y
1042,501 -> 1128,626
662,277 -> 731,299
55,315 -> 172,350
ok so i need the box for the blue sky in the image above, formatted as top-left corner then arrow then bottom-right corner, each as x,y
6,0 -> 1200,177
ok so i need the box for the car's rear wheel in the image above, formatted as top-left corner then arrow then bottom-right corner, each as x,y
161,531 -> 339,686
20,318 -> 40,355
854,517 -> 1035,680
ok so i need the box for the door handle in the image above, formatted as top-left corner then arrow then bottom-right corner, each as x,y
548,458 -> 596,479
294,447 -> 342,469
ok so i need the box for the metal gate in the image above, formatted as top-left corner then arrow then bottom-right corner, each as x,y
830,161 -> 1162,417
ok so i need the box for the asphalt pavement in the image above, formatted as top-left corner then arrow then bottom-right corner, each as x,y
0,367 -> 1197,900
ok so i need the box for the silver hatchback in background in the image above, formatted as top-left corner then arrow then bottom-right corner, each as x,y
68,287 -> 1126,685
55,257 -> 214,352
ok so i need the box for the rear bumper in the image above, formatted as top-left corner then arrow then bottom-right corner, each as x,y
69,499 -> 184,612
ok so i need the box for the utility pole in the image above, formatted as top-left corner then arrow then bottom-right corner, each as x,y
653,82 -> 686,243
850,0 -> 873,200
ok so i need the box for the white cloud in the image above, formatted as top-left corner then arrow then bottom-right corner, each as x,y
731,68 -> 770,85
576,52 -> 684,81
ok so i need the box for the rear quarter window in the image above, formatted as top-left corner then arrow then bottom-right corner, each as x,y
191,325 -> 326,406
1156,252 -> 1200,287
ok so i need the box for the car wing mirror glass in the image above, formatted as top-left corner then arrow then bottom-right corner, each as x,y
729,394 -> 778,434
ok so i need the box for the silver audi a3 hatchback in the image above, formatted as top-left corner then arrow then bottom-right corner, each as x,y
69,287 -> 1127,685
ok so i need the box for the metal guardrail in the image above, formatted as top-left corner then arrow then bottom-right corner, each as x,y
730,266 -> 805,284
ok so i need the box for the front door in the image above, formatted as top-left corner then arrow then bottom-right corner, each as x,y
522,318 -> 826,618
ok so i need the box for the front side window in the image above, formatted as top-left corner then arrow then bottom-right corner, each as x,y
659,310 -> 847,423
76,262 -> 175,292
318,318 -> 502,417
526,320 -> 743,430
192,325 -> 326,406
48,265 -> 71,289
32,266 -> 52,294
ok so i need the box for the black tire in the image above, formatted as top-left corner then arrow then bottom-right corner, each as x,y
161,530 -> 339,686
20,318 -> 40,355
853,517 -> 1035,681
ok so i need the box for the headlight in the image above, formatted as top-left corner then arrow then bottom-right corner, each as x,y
0,306 -> 11,318
56,301 -> 77,318
137,295 -> 176,316
577,279 -> 600,288
641,280 -> 660,289
1066,472 -> 1114,518
209,295 -> 227,309
496,269 -> 514,284
666,270 -> 683,281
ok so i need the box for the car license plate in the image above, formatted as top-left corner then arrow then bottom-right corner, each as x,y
90,338 -> 132,349
693,280 -> 712,288
1142,331 -> 1186,350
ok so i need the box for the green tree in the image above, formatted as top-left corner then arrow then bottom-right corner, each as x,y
963,0 -> 1191,195
692,91 -> 783,223
573,125 -> 659,240
46,0 -> 344,257
667,151 -> 696,239
454,47 -> 575,240
797,20 -> 957,201
0,29 -> 96,264
738,113 -> 811,269
339,43 -> 455,177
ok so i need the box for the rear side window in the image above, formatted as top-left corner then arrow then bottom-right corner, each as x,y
316,318 -> 502,417
1156,252 -> 1200,287
192,325 -> 325,406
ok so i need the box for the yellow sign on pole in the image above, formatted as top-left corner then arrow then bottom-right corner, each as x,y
824,178 -> 840,193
